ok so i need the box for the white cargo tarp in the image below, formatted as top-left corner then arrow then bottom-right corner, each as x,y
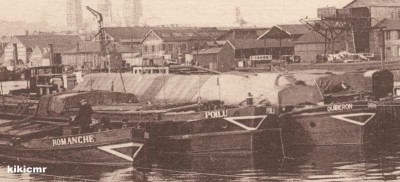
73,73 -> 322,106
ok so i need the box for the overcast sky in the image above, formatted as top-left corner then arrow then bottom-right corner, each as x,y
0,0 -> 351,27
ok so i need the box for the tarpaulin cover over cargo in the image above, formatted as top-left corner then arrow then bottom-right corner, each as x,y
37,91 -> 138,115
73,72 -> 327,106
73,70 -> 380,106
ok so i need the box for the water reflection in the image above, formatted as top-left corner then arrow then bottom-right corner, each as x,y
2,137 -> 400,181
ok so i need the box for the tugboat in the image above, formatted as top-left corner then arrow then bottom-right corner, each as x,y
9,65 -> 81,96
0,114 -> 148,166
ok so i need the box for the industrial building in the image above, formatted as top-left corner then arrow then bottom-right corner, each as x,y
102,27 -> 152,47
293,31 -> 351,63
380,19 -> 400,61
217,27 -> 269,40
141,28 -> 227,65
299,0 -> 400,62
61,41 -> 140,70
191,43 -> 235,72
3,35 -> 81,67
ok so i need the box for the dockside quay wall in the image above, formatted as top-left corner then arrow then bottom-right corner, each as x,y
73,73 -> 304,106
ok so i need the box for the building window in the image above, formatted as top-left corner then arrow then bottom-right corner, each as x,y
386,31 -> 391,40
387,47 -> 392,56
162,44 -> 165,51
397,9 -> 400,18
168,44 -> 173,51
181,44 -> 187,52
144,45 -> 148,52
398,47 -> 400,56
152,45 -> 155,52
194,43 -> 200,50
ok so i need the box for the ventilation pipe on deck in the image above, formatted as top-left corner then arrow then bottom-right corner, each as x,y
246,92 -> 254,106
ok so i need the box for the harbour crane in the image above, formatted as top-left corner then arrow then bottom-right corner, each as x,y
86,6 -> 115,74
86,6 -> 127,92
86,6 -> 108,56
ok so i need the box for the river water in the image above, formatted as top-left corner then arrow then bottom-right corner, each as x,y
1,135 -> 400,181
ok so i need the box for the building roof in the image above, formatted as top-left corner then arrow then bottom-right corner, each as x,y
14,35 -> 82,53
145,28 -> 227,42
63,41 -> 140,54
103,27 -> 152,42
380,19 -> 400,30
192,47 -> 224,55
294,31 -> 326,44
257,26 -> 292,40
227,39 -> 294,49
217,27 -> 270,40
276,24 -> 310,36
344,0 -> 400,8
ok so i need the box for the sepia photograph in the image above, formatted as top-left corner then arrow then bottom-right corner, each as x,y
1,0 -> 400,181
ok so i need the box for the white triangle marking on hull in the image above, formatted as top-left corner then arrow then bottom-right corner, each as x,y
98,142 -> 144,162
331,113 -> 375,126
223,115 -> 268,131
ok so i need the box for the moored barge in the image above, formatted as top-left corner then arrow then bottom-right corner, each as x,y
0,114 -> 148,166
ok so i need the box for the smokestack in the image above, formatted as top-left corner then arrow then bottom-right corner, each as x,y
49,44 -> 54,65
13,44 -> 18,65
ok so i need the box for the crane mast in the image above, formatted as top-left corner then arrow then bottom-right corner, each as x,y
86,6 -> 107,56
